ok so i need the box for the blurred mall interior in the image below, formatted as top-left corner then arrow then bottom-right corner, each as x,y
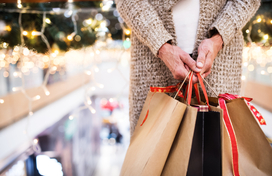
0,0 -> 271,176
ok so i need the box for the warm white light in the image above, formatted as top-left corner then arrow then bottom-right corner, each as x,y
23,31 -> 28,36
33,139 -> 38,144
33,95 -> 41,101
12,87 -> 22,91
88,106 -> 96,114
52,66 -> 57,71
241,75 -> 246,80
102,5 -> 110,11
97,83 -> 104,89
85,19 -> 92,25
3,42 -> 8,48
263,34 -> 269,40
100,21 -> 106,28
267,66 -> 272,73
91,108 -> 96,114
36,155 -> 63,176
248,64 -> 255,71
261,70 -> 266,75
243,62 -> 248,67
42,86 -> 50,96
85,70 -> 92,75
246,29 -> 249,33
0,99 -> 4,104
51,53 -> 57,57
29,111 -> 33,116
43,56 -> 49,62
69,115 -> 74,120
90,52 -> 94,57
23,48 -> 30,56
17,3 -> 22,8
54,50 -> 59,55
87,100 -> 92,105
109,98 -> 114,102
125,30 -> 131,35
31,31 -> 40,36
13,72 -> 19,77
0,53 -> 5,59
94,67 -> 99,72
14,46 -> 20,51
67,35 -> 73,41
257,17 -> 262,23
91,87 -> 96,91
45,18 -> 51,24
95,50 -> 100,54
87,96 -> 92,105
107,68 -> 113,73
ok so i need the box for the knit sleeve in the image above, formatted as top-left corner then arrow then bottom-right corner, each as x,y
208,0 -> 261,45
115,0 -> 173,56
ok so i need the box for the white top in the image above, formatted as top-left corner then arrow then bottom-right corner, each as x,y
172,0 -> 200,54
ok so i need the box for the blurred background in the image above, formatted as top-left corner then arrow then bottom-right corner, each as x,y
0,0 -> 271,176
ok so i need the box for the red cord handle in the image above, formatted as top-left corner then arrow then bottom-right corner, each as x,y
186,72 -> 211,110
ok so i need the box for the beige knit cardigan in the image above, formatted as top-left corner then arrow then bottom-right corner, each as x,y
116,0 -> 260,134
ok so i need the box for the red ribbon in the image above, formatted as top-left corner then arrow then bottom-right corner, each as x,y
219,97 -> 240,176
218,93 -> 266,176
150,83 -> 184,98
219,93 -> 266,125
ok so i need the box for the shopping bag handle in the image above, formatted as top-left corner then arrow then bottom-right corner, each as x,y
174,71 -> 192,99
186,72 -> 211,110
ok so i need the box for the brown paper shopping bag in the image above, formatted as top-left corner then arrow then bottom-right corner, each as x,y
220,97 -> 272,176
162,72 -> 222,176
161,105 -> 198,175
120,91 -> 187,176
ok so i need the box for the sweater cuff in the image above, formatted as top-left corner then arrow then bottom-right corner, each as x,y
208,5 -> 236,46
150,31 -> 173,57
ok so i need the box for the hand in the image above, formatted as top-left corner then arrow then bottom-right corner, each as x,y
158,43 -> 201,83
196,33 -> 223,78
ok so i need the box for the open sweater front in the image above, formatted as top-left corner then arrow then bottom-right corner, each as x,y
116,0 -> 260,134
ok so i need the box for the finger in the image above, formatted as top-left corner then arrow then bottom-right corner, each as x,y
200,52 -> 213,75
184,64 -> 190,72
192,74 -> 198,84
180,53 -> 201,72
173,64 -> 190,81
196,51 -> 206,69
202,70 -> 211,78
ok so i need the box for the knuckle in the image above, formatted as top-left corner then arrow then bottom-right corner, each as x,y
173,69 -> 184,80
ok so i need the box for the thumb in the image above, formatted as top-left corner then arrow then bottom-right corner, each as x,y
196,51 -> 206,69
180,54 -> 201,72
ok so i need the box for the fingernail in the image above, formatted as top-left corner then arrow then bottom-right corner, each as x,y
197,62 -> 203,68
195,68 -> 201,72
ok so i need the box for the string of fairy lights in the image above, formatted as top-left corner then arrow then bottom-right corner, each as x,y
0,0 -> 130,153
1,1 -> 270,154
241,15 -> 272,85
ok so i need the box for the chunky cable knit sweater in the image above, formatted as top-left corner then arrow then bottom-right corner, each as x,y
116,0 -> 260,134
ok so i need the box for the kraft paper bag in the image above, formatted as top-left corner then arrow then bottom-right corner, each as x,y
120,91 -> 187,176
162,105 -> 223,176
162,72 -> 222,176
225,98 -> 272,176
161,106 -> 198,175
